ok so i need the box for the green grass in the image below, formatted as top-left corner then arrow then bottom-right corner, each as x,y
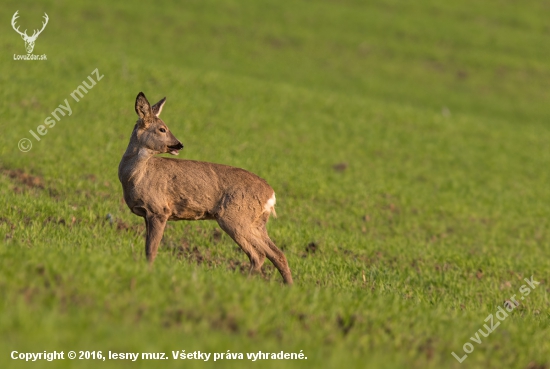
1,0 -> 549,368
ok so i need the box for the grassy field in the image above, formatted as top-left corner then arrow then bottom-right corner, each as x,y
1,0 -> 549,368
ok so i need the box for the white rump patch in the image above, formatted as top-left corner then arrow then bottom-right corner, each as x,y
264,193 -> 277,217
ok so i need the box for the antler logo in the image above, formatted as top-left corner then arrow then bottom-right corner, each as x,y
11,10 -> 49,54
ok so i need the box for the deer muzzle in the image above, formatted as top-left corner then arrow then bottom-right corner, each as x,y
168,142 -> 184,155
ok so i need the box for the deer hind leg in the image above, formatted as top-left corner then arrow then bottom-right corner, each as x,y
246,212 -> 294,285
216,219 -> 266,276
258,226 -> 293,285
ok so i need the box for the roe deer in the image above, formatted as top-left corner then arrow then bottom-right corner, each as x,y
118,92 -> 293,284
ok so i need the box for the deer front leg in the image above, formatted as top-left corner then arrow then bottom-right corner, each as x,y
144,214 -> 167,263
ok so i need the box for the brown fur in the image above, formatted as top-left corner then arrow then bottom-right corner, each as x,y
118,92 -> 293,284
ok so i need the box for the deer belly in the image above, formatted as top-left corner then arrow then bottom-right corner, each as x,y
170,199 -> 215,221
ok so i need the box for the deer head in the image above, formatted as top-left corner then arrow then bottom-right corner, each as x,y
134,92 -> 184,156
11,11 -> 49,54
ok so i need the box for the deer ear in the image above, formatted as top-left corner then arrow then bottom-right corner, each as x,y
151,97 -> 166,117
135,92 -> 152,121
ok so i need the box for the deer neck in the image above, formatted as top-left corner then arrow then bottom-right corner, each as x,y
118,132 -> 155,185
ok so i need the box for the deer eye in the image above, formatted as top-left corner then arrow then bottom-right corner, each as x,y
159,128 -> 166,133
